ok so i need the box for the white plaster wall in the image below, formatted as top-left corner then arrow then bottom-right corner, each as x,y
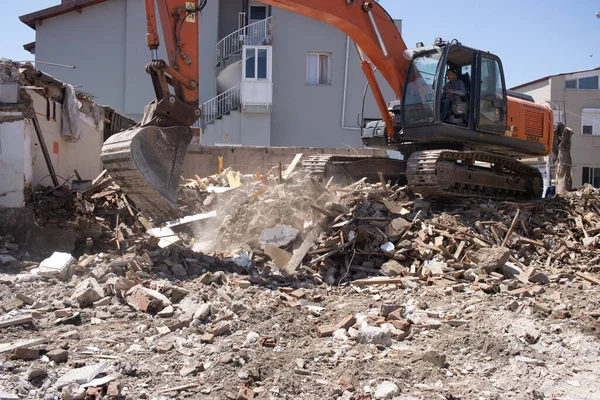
27,90 -> 104,186
0,120 -> 26,208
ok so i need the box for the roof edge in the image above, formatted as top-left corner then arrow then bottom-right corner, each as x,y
510,66 -> 600,91
19,0 -> 110,30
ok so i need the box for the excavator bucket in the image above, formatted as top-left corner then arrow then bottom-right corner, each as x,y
100,125 -> 193,224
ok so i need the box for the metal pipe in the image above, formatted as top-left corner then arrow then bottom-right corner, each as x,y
151,49 -> 159,60
341,36 -> 360,131
31,113 -> 60,187
14,60 -> 76,69
367,10 -> 388,57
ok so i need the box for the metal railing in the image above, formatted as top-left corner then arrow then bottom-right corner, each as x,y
216,17 -> 273,67
194,84 -> 241,129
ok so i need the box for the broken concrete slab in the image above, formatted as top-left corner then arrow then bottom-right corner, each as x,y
264,244 -> 293,269
355,326 -> 392,346
259,225 -> 300,249
54,362 -> 107,389
470,247 -> 510,274
71,278 -> 104,307
38,252 -> 75,281
0,390 -> 19,400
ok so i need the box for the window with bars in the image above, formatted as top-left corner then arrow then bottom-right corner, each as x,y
307,53 -> 331,85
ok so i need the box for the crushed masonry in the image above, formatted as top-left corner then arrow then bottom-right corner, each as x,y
0,162 -> 600,398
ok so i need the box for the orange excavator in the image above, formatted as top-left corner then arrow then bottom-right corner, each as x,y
101,0 -> 553,224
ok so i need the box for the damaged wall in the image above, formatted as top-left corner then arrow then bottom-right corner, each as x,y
26,89 -> 104,187
0,120 -> 28,207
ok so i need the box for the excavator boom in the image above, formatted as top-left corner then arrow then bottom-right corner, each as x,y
100,0 -> 204,224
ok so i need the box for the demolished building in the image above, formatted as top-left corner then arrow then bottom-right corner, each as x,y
0,60 -> 135,208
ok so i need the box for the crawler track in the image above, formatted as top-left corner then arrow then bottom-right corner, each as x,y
406,150 -> 543,200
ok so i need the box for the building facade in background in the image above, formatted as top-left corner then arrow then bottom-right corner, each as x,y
512,67 -> 600,188
20,0 -> 401,148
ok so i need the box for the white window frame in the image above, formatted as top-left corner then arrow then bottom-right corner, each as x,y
306,53 -> 332,85
242,46 -> 272,82
581,108 -> 600,136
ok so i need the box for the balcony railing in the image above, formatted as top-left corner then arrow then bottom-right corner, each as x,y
216,16 -> 273,67
193,84 -> 241,129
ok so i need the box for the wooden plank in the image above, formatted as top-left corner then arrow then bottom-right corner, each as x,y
518,237 -> 545,247
454,241 -> 466,260
576,272 -> 600,285
92,169 -> 107,185
0,315 -> 33,329
0,338 -> 46,354
159,383 -> 200,394
352,277 -> 404,286
431,222 -> 493,246
282,153 -> 303,181
502,209 -> 521,247
576,216 -> 589,239
282,225 -> 324,275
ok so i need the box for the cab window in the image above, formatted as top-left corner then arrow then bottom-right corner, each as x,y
478,56 -> 506,134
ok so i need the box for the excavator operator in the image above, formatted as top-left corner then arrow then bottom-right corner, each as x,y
440,68 -> 466,122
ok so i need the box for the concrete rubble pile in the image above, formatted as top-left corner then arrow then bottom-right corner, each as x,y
1,163 -> 600,399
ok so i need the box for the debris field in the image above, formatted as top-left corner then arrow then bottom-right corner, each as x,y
1,164 -> 600,400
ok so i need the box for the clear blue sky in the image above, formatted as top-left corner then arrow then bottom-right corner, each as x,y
1,0 -> 599,88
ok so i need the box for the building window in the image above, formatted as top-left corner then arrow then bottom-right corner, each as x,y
307,53 -> 331,85
565,75 -> 599,90
250,6 -> 267,21
582,166 -> 600,187
581,108 -> 600,135
565,79 -> 576,89
243,46 -> 271,81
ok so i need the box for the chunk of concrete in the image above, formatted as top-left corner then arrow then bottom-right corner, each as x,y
39,252 -> 75,281
423,350 -> 446,368
0,390 -> 19,400
355,326 -> 392,346
61,383 -> 86,400
126,284 -> 171,314
259,225 -> 299,249
386,218 -> 411,241
47,349 -> 69,363
54,362 -> 107,389
470,247 -> 511,274
0,254 -> 17,265
170,264 -> 187,277
71,278 -> 104,307
193,303 -> 211,321
381,260 -> 406,277
374,381 -> 400,399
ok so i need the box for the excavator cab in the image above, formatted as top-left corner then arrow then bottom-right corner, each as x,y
402,41 -> 503,134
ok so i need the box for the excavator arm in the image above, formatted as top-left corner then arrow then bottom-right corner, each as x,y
100,0 -> 205,224
101,0 -> 411,224
141,0 -> 203,127
260,0 -> 409,137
